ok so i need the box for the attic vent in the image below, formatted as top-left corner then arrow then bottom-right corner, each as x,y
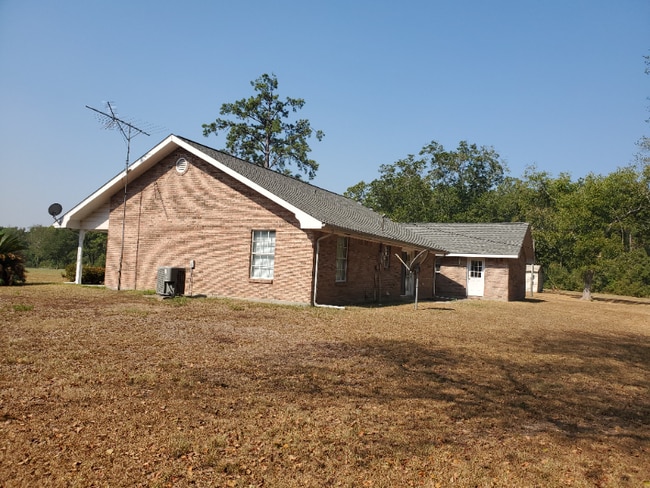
175,157 -> 189,175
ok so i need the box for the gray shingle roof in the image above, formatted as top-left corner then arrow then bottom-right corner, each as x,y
405,222 -> 530,257
180,137 -> 445,251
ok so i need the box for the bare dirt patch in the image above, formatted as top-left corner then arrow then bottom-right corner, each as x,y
1,278 -> 648,487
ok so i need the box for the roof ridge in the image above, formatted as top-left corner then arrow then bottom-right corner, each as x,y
176,135 -> 350,201
177,136 -> 446,251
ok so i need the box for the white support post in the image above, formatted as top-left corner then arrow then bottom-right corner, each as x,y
75,230 -> 85,284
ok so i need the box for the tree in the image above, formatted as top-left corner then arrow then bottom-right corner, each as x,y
202,73 -> 324,180
539,167 -> 650,299
345,140 -> 507,222
345,128 -> 650,297
84,232 -> 107,267
0,229 -> 27,285
346,155 -> 435,222
635,53 -> 650,166
423,141 -> 506,215
478,165 -> 650,298
25,226 -> 78,269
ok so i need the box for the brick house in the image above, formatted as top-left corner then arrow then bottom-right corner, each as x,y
55,135 -> 446,306
406,223 -> 536,301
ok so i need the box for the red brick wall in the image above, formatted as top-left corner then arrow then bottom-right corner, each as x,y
105,151 -> 315,304
104,151 -> 434,306
483,258 -> 509,300
485,255 -> 530,302
315,237 -> 395,305
435,257 -> 519,301
508,254 -> 527,301
435,257 -> 467,298
314,238 -> 435,306
418,255 -> 436,300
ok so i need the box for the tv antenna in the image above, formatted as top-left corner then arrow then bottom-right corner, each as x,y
86,102 -> 152,162
86,102 -> 153,291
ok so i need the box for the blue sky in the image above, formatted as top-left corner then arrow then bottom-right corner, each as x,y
1,0 -> 648,228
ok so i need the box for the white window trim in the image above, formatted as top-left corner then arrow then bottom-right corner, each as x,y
250,230 -> 276,280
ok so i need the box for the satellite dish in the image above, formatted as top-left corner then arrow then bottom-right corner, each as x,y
48,203 -> 63,220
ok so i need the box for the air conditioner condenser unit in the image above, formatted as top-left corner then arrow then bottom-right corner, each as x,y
156,267 -> 186,297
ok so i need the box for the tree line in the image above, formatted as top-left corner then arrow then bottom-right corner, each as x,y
344,141 -> 650,298
201,71 -> 650,298
4,152 -> 648,297
3,64 -> 648,298
0,226 -> 106,284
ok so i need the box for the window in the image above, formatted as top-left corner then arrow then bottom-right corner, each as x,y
470,260 -> 483,278
250,230 -> 276,279
336,237 -> 348,282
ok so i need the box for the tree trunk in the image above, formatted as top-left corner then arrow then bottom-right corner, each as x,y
581,269 -> 594,301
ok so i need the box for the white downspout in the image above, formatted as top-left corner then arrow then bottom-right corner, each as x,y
313,234 -> 344,309
74,229 -> 85,284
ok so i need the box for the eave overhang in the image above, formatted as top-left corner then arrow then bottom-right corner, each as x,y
53,135 -> 448,255
438,253 -> 519,259
54,135 -> 324,231
320,224 -> 447,255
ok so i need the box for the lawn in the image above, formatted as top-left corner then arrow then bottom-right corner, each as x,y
1,271 -> 648,487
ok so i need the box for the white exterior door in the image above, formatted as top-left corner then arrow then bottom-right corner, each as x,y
467,259 -> 485,297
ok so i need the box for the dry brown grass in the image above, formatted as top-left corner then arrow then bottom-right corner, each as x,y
1,270 -> 648,487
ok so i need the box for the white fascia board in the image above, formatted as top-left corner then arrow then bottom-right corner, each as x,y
55,135 -> 177,230
56,182 -> 115,230
443,253 -> 518,259
171,136 -> 324,230
56,135 -> 323,230
55,197 -> 108,230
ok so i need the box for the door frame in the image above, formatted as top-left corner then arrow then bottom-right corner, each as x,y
467,258 -> 485,297
401,250 -> 415,296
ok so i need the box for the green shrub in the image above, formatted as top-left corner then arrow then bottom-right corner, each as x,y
0,230 -> 27,286
543,262 -> 578,291
64,263 -> 105,284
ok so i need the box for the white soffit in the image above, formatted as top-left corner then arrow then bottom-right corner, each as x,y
55,135 -> 177,230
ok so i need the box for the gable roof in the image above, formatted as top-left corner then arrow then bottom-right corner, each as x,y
56,134 -> 445,252
405,222 -> 531,258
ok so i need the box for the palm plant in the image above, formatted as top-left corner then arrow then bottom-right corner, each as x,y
0,230 -> 27,285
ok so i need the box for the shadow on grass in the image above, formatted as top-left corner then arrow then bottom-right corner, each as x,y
551,290 -> 650,306
251,331 -> 649,444
590,296 -> 650,306
21,281 -> 66,286
354,297 -> 549,310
